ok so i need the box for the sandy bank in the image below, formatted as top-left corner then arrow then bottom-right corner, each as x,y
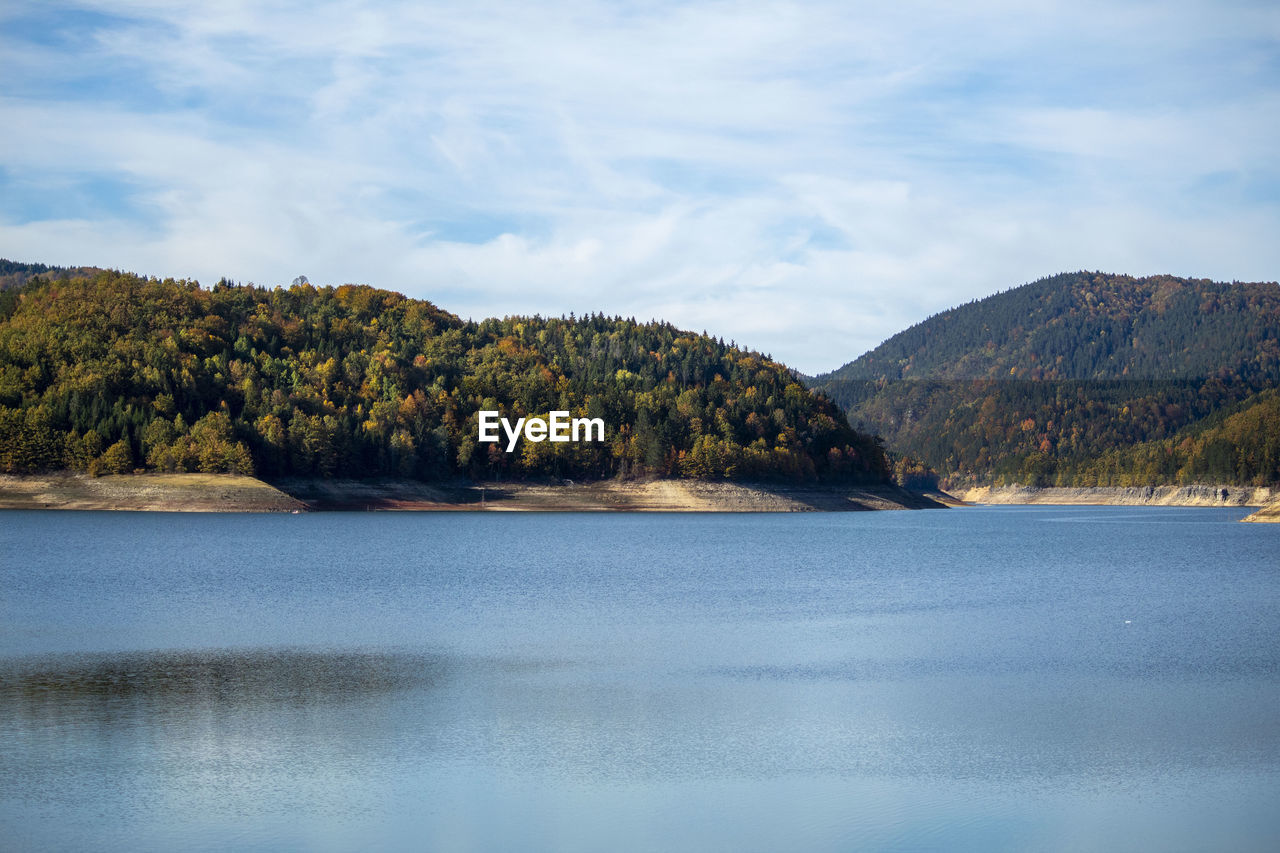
0,473 -> 943,513
0,473 -> 305,512
956,484 -> 1276,509
277,477 -> 946,512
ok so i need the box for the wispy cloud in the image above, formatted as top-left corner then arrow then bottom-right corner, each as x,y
2,0 -> 1277,372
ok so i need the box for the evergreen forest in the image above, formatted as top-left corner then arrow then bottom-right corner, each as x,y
0,263 -> 888,485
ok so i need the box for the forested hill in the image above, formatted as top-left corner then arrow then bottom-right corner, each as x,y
819,271 -> 1280,383
810,272 -> 1280,489
0,265 -> 887,484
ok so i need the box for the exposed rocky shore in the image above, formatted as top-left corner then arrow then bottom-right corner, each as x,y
274,477 -> 946,512
9,472 -> 1273,520
956,484 -> 1275,508
0,473 -> 305,512
0,473 -> 945,513
1242,501 -> 1280,523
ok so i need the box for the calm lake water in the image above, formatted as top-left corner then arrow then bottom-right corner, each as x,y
2,506 -> 1278,851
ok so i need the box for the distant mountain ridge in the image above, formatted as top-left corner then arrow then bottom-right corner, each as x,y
820,271 -> 1280,384
0,259 -> 104,292
811,272 -> 1280,489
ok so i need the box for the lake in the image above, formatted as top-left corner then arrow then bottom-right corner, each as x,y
2,506 -> 1278,851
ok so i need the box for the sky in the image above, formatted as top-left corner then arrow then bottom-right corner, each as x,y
2,1 -> 1278,374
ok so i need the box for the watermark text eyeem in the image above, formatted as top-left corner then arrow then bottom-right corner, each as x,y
478,411 -> 605,452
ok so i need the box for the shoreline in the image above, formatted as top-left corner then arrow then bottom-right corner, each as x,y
0,473 -> 946,513
1243,502 -> 1280,523
956,484 -> 1276,509
0,473 -> 307,513
278,478 -> 949,512
5,473 -> 1272,519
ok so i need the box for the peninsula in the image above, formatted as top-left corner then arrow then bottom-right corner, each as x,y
0,263 -> 897,508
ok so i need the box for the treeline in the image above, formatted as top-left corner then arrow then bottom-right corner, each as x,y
1073,389 -> 1280,488
0,266 -> 887,484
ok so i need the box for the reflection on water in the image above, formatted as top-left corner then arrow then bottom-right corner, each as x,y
1,647 -> 445,710
0,648 -> 458,853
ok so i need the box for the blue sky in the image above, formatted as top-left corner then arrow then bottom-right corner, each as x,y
2,0 -> 1278,373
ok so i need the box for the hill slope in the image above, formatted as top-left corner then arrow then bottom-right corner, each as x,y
0,266 -> 887,485
823,271 -> 1280,383
812,272 -> 1280,488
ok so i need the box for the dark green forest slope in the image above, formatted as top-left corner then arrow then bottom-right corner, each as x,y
812,272 -> 1280,488
0,263 -> 887,484
825,271 -> 1280,382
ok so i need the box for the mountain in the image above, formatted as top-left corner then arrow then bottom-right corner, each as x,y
823,271 -> 1280,383
0,264 -> 888,485
811,271 -> 1280,488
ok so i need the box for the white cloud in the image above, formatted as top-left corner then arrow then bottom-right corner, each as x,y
2,0 -> 1278,373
